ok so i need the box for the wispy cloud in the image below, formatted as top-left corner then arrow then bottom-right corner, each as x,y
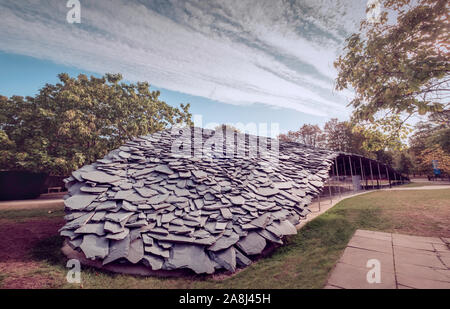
0,0 -> 366,117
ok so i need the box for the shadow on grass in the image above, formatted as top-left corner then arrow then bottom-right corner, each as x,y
30,234 -> 66,266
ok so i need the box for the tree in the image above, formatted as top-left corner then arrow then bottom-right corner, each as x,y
214,124 -> 241,133
335,0 -> 449,149
408,110 -> 450,175
278,124 -> 326,148
323,118 -> 367,154
417,144 -> 450,175
0,73 -> 192,175
395,152 -> 413,175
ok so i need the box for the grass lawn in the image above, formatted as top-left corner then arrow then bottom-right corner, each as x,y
0,189 -> 448,289
400,182 -> 450,188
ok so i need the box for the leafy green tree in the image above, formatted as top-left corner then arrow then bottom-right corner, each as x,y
0,73 -> 192,176
214,124 -> 241,133
395,152 -> 413,175
408,110 -> 450,175
335,0 -> 449,149
278,124 -> 326,148
323,118 -> 367,155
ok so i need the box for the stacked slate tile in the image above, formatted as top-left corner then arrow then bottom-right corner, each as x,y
60,127 -> 337,274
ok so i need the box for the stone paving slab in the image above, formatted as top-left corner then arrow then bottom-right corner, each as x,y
339,247 -> 395,274
326,229 -> 450,289
347,235 -> 393,254
327,262 -> 396,289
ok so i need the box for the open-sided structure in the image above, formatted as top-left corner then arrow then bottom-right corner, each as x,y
60,127 -> 408,275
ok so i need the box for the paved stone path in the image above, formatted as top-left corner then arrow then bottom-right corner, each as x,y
325,229 -> 450,289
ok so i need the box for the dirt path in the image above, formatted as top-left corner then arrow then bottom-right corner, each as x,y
0,199 -> 63,211
0,218 -> 64,288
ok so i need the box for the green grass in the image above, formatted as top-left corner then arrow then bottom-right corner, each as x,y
0,273 -> 6,288
1,189 -> 449,289
400,182 -> 450,188
0,207 -> 64,222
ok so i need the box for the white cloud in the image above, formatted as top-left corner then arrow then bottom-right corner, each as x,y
0,0 -> 366,117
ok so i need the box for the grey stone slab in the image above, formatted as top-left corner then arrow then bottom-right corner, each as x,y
250,213 -> 271,228
95,200 -> 118,211
270,220 -> 297,236
60,230 -> 77,240
257,187 -> 279,197
229,195 -> 245,205
165,244 -> 215,274
142,234 -> 154,245
105,211 -> 134,225
192,170 -> 208,179
236,231 -> 267,255
104,221 -> 125,234
91,211 -> 107,222
74,223 -> 105,236
64,211 -> 86,221
209,247 -> 236,272
169,225 -> 193,235
273,181 -> 293,189
81,171 -> 121,184
257,229 -> 283,245
161,213 -> 176,223
64,194 -> 97,211
220,208 -> 233,219
121,201 -> 138,212
193,199 -> 204,209
142,254 -> 164,270
147,233 -> 216,246
61,212 -> 95,230
80,234 -> 109,259
135,187 -> 158,198
235,247 -> 252,267
103,234 -> 130,265
106,228 -> 130,240
152,203 -> 172,210
215,222 -> 228,230
148,194 -> 169,205
154,165 -> 174,175
174,188 -> 190,197
208,232 -> 240,252
80,186 -> 109,193
144,243 -> 170,258
68,238 -> 83,249
179,171 -> 192,178
150,227 -> 169,235
127,238 -> 144,264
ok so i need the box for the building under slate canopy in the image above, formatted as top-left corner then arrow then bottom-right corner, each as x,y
59,127 -> 408,275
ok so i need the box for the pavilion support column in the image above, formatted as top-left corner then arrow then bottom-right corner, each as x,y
342,156 -> 348,191
386,165 -> 391,188
349,156 -> 354,191
359,157 -> 365,190
369,161 -> 375,190
377,163 -> 382,189
335,157 -> 342,198
328,176 -> 333,204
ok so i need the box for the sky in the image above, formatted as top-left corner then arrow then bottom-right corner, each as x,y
0,0 -> 371,135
